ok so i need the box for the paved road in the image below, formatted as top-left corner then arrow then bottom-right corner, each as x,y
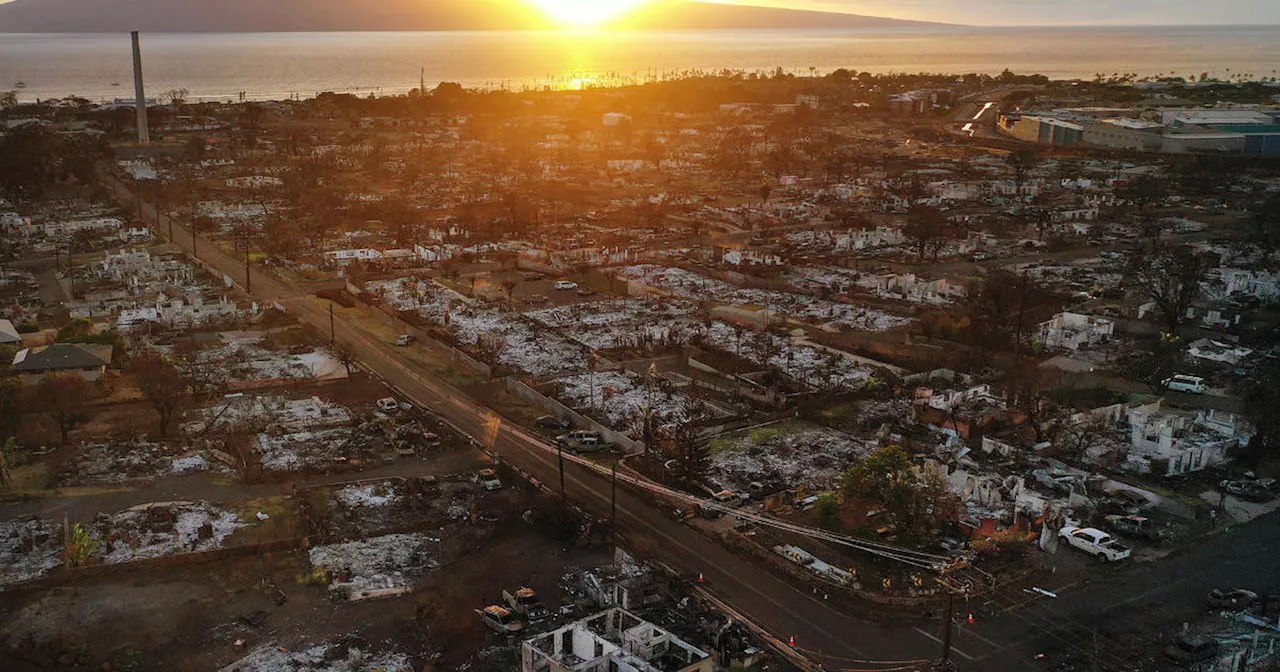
102,170 -> 1277,672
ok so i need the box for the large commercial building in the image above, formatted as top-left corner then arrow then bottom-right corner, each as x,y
1002,114 -> 1083,146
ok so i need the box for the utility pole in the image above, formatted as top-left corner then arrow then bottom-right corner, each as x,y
610,462 -> 618,529
329,302 -> 335,343
243,231 -> 252,293
557,442 -> 565,497
941,592 -> 955,667
1014,270 -> 1028,352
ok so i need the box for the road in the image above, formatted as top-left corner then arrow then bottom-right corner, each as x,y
102,171 -> 1277,672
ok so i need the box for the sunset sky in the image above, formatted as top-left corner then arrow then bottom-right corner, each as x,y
530,0 -> 1280,26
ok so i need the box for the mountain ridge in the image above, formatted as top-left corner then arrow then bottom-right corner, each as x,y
0,0 -> 947,33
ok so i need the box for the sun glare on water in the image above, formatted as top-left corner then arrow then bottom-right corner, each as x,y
525,0 -> 652,27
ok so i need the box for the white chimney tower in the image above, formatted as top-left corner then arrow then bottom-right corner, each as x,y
131,31 -> 150,145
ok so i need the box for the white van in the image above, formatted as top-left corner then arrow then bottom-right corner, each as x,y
1162,374 -> 1206,394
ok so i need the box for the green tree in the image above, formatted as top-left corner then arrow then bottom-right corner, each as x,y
814,494 -> 840,529
66,523 -> 99,567
840,445 -> 954,543
667,424 -> 711,484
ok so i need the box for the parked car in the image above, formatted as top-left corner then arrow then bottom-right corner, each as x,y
526,293 -> 549,304
556,429 -> 607,453
376,397 -> 399,413
1101,489 -> 1154,515
479,468 -> 503,491
479,605 -> 524,634
1164,634 -> 1219,667
1104,515 -> 1166,542
534,415 -> 571,430
502,587 -> 550,623
712,490 -> 747,507
554,280 -> 579,291
1220,477 -> 1277,503
395,334 -> 415,346
1059,526 -> 1131,561
1162,374 -> 1207,394
1207,588 -> 1259,611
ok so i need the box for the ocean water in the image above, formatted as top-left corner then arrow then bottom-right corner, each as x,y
2,26 -> 1279,103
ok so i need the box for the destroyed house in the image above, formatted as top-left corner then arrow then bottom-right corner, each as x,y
1038,312 -> 1114,351
1124,402 -> 1249,476
522,608 -> 712,672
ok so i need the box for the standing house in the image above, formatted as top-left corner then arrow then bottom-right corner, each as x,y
1038,312 -> 1114,351
522,608 -> 712,672
11,343 -> 113,383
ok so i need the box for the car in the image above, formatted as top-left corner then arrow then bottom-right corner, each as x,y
479,468 -> 502,491
526,293 -> 549,304
376,397 -> 399,413
1162,374 -> 1206,394
478,605 -> 524,634
554,280 -> 578,291
1220,477 -> 1276,503
1107,489 -> 1154,511
556,430 -> 606,453
534,415 -> 571,430
1058,526 -> 1131,561
395,334 -> 415,346
502,587 -> 551,622
712,490 -> 747,507
576,287 -> 595,296
1164,634 -> 1219,667
1104,515 -> 1166,542
1207,588 -> 1259,611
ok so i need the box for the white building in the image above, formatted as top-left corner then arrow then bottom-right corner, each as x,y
1038,312 -> 1115,351
522,608 -> 712,672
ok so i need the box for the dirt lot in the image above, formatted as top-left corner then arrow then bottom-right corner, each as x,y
0,521 -> 613,672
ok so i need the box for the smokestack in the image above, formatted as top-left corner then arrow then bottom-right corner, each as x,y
131,31 -> 150,145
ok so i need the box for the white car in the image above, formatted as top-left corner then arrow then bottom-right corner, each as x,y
1059,525 -> 1131,561
375,397 -> 399,413
554,280 -> 578,291
1162,374 -> 1206,394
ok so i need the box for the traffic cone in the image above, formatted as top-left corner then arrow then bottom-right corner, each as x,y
967,613 -> 975,624
788,636 -> 796,648
698,572 -> 705,583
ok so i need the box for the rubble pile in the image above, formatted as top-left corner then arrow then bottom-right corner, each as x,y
307,532 -> 442,599
0,517 -> 64,586
57,441 -> 226,486
710,424 -> 876,491
554,370 -> 710,435
253,425 -> 391,473
91,501 -> 246,564
217,640 -> 412,672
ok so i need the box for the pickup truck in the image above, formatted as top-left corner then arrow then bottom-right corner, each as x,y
1059,526 -> 1131,561
502,587 -> 550,622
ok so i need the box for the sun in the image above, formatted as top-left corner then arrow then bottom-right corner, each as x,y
525,0 -> 651,27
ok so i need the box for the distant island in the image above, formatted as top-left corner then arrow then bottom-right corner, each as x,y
0,0 -> 946,33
